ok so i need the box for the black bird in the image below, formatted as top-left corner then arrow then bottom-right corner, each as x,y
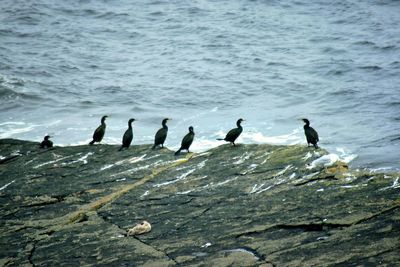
217,118 -> 244,146
302,118 -> 319,148
89,115 -> 107,145
152,118 -> 170,149
175,126 -> 195,155
119,118 -> 135,151
40,135 -> 53,148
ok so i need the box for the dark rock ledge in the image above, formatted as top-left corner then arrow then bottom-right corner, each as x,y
0,139 -> 399,266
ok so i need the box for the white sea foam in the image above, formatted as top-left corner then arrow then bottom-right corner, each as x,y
169,130 -> 303,153
241,130 -> 303,145
0,123 -> 37,138
371,167 -> 394,173
187,138 -> 222,152
0,120 -> 61,139
69,137 -> 121,146
0,121 -> 26,126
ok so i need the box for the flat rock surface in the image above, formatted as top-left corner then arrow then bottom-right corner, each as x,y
0,139 -> 399,266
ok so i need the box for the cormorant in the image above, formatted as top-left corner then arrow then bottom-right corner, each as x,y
302,118 -> 319,149
175,126 -> 195,155
119,118 -> 135,151
217,118 -> 244,146
89,115 -> 107,145
40,135 -> 53,148
152,118 -> 170,149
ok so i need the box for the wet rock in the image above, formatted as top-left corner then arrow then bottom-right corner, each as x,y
0,139 -> 399,266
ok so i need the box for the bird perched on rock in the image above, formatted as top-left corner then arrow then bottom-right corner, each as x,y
119,118 -> 135,151
302,118 -> 319,149
152,118 -> 170,149
175,126 -> 195,155
40,135 -> 53,148
89,115 -> 107,145
217,118 -> 244,146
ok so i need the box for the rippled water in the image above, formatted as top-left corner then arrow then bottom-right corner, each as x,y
1,0 -> 399,171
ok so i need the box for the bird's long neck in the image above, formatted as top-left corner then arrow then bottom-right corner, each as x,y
101,119 -> 106,125
128,122 -> 133,129
304,122 -> 310,128
237,121 -> 242,129
162,122 -> 168,129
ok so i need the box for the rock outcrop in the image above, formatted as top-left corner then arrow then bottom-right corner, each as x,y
0,139 -> 399,266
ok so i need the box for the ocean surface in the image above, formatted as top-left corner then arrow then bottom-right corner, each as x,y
0,0 -> 399,171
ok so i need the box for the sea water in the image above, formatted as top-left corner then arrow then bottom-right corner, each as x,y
0,0 -> 399,171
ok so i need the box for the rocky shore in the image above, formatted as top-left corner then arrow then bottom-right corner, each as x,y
0,139 -> 399,266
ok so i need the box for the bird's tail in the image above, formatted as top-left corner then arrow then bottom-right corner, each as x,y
313,143 -> 319,149
216,138 -> 224,141
174,149 -> 181,156
89,140 -> 95,145
119,146 -> 124,151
